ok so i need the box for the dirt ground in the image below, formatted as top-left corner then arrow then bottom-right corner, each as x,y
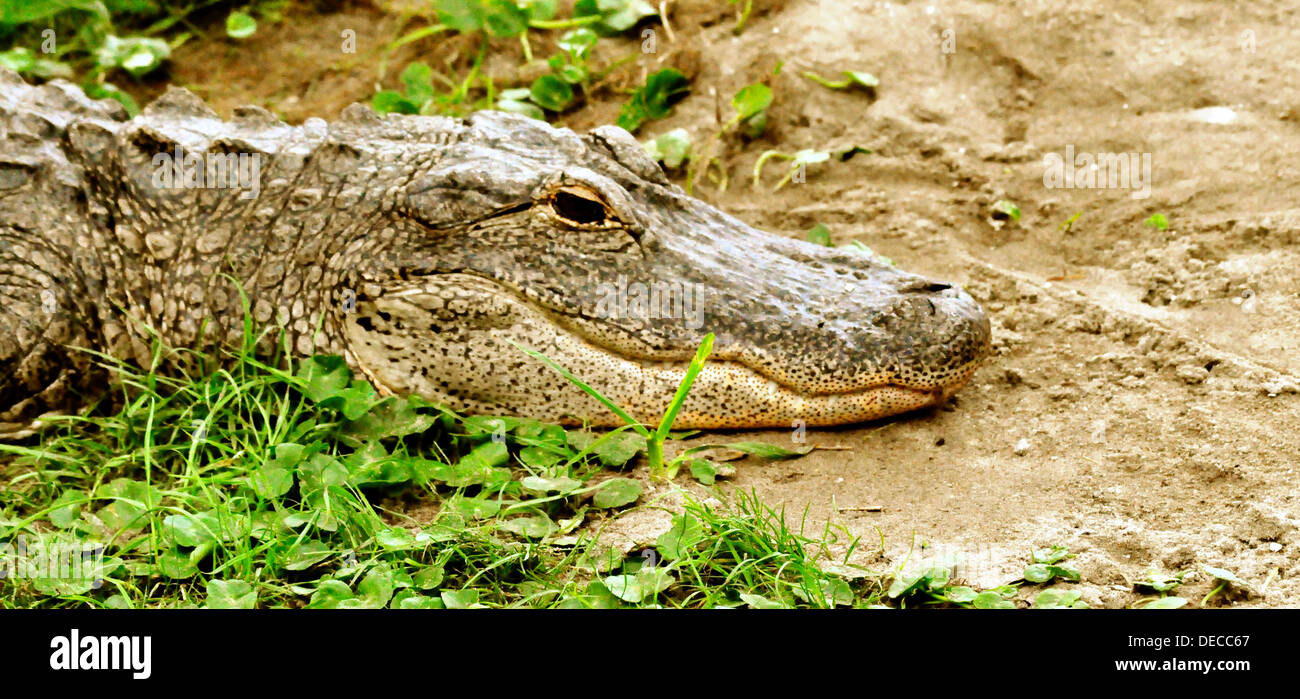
156,0 -> 1299,607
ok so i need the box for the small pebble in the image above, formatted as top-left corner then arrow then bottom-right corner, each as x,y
1014,438 -> 1031,456
1176,365 -> 1209,384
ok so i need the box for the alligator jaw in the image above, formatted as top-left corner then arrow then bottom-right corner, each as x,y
551,361 -> 979,429
342,275 -> 987,429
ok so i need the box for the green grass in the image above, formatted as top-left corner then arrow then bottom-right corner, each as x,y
0,314 -> 911,609
0,309 -> 1105,610
372,1 -> 654,121
0,0 -> 286,115
0,312 -> 1108,608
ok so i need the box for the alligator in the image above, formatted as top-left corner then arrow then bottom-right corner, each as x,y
0,68 -> 990,437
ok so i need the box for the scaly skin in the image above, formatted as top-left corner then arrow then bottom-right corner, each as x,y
0,69 -> 990,435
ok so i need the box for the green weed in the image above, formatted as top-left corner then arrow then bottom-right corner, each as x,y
1,310 -> 873,609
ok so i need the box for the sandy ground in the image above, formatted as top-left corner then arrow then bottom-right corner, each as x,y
150,0 -> 1300,607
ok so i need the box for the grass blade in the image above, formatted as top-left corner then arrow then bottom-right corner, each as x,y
508,340 -> 650,437
654,333 -> 714,441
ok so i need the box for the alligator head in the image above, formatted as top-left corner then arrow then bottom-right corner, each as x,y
0,74 -> 990,431
334,112 -> 991,428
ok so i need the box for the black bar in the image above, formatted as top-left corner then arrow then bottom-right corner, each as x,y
0,610 -> 1288,686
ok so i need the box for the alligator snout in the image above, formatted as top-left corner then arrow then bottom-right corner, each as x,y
679,234 -> 992,411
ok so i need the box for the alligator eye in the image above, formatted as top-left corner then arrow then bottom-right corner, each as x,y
549,186 -> 613,226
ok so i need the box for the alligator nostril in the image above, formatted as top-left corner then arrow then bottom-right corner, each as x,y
894,278 -> 956,293
900,279 -> 953,293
